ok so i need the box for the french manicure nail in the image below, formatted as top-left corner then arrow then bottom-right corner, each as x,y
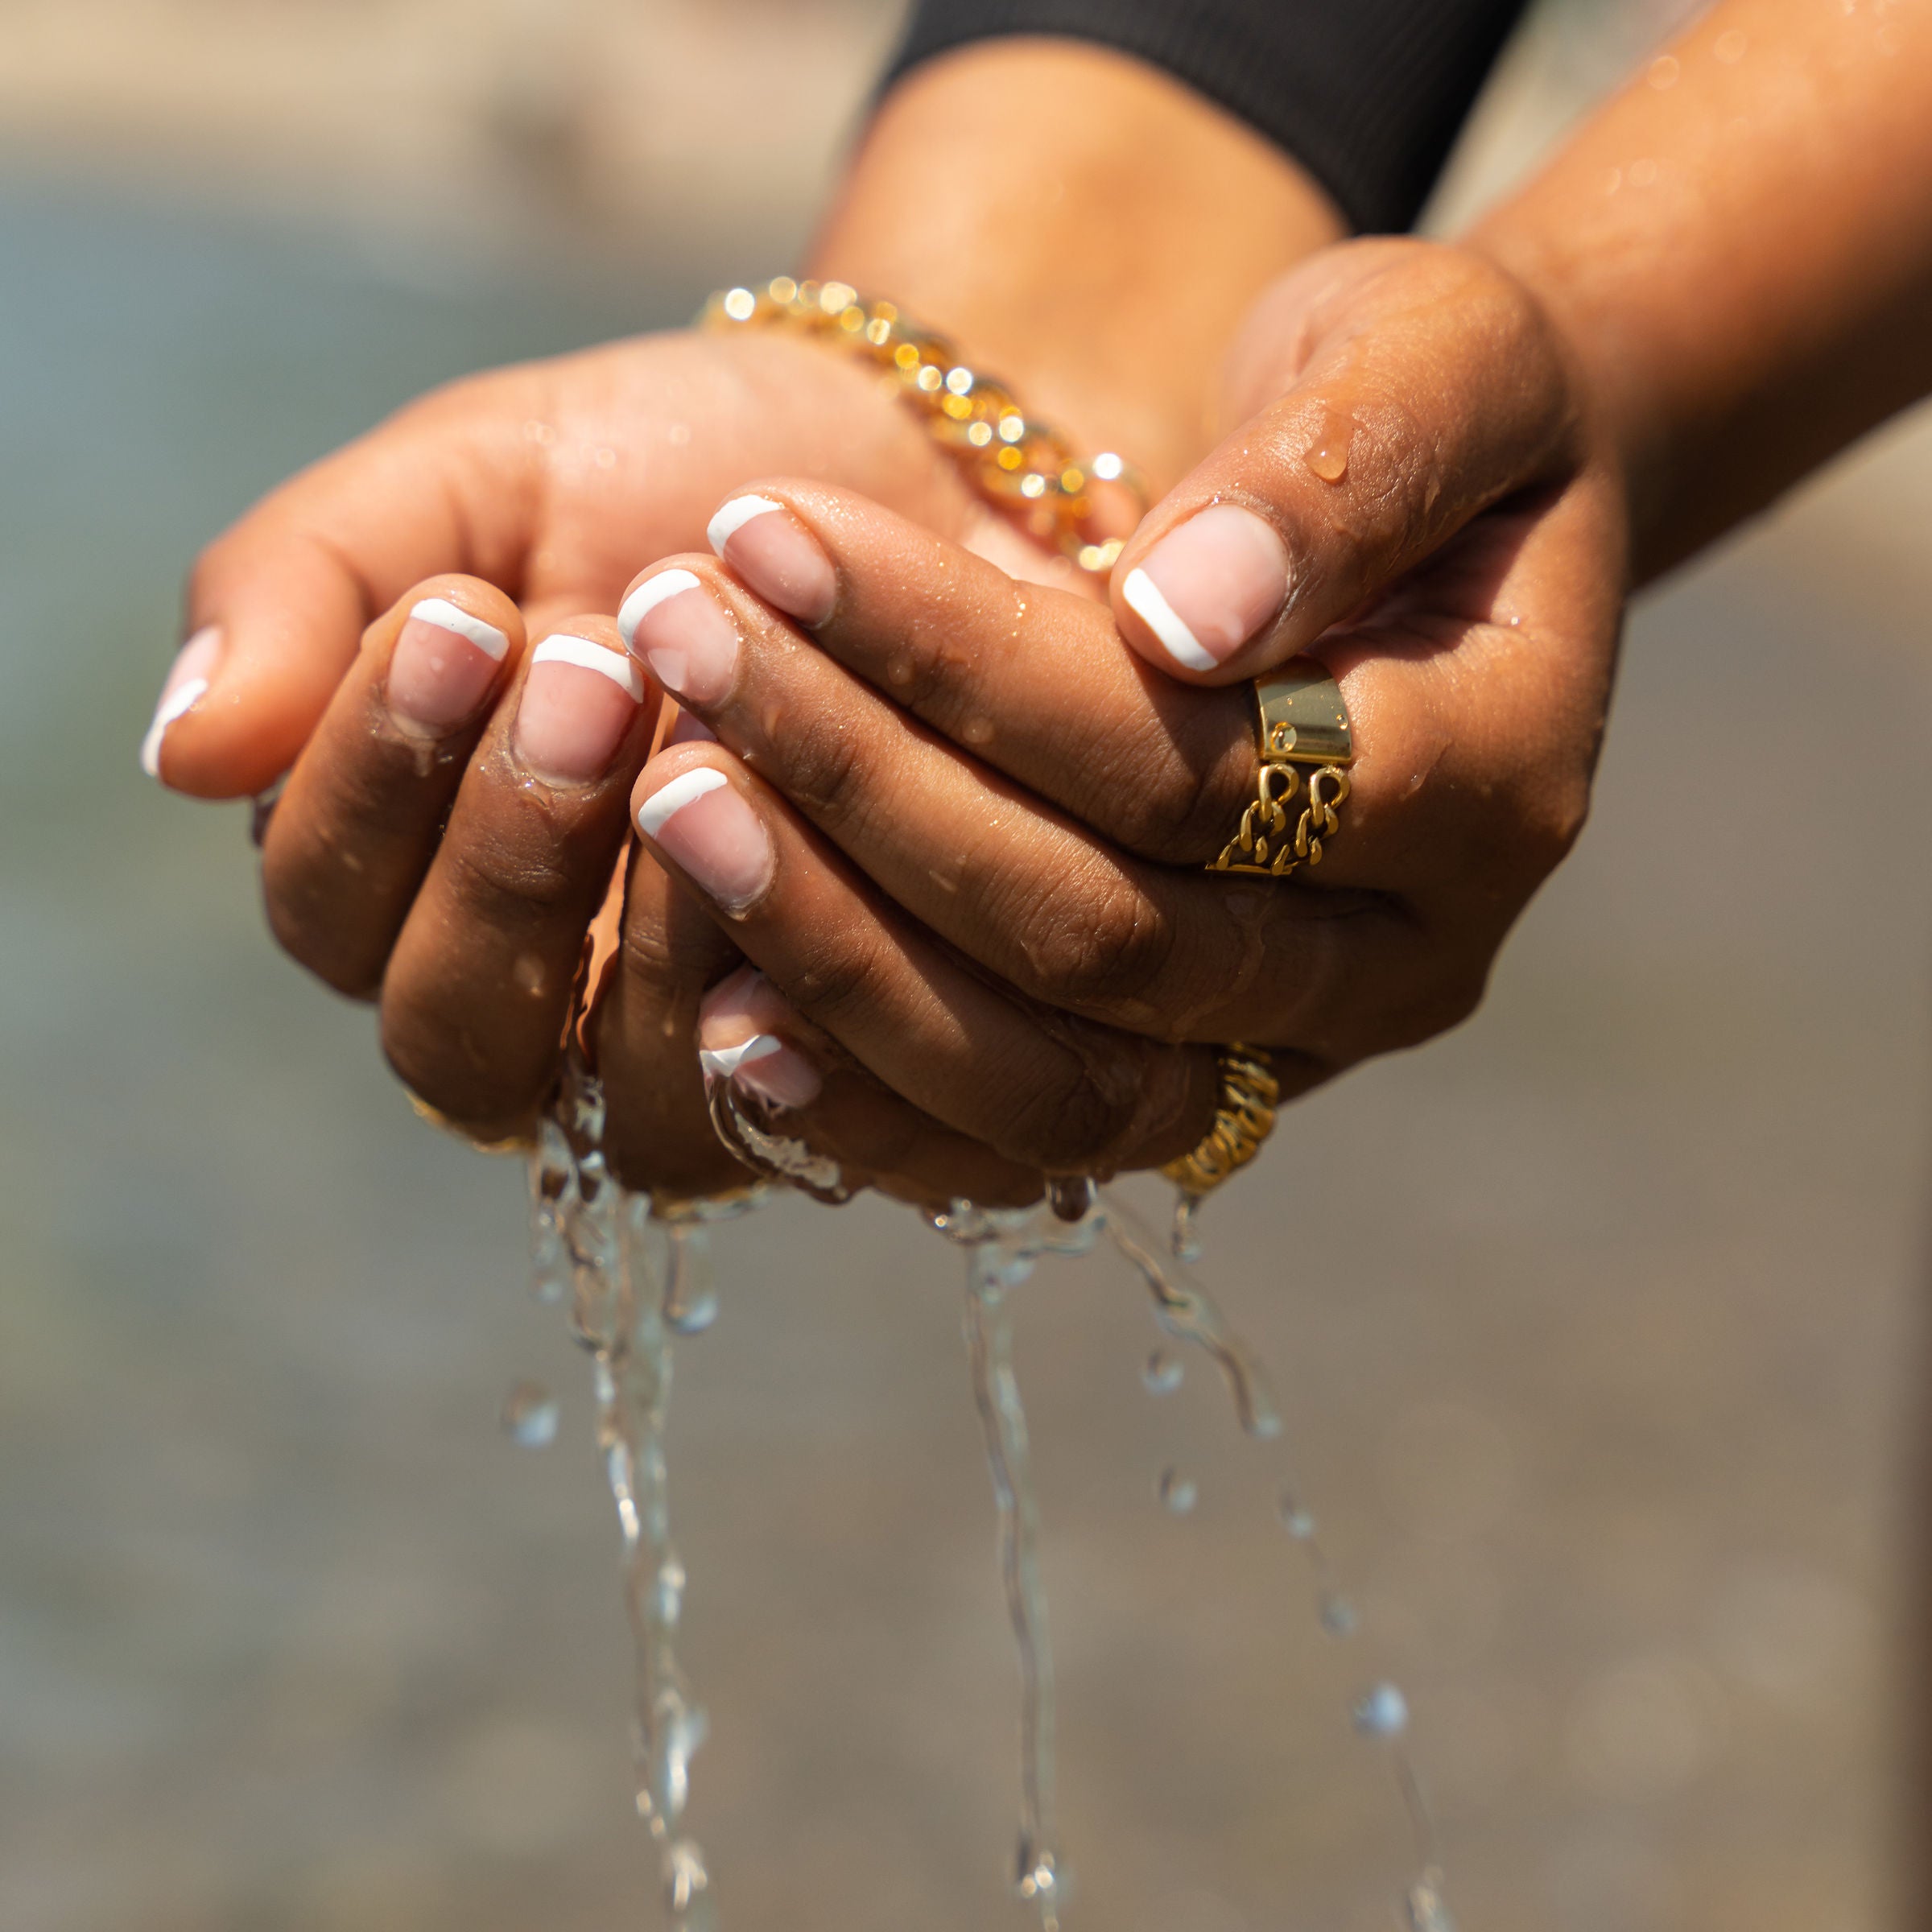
635,765 -> 774,912
1121,505 -> 1290,671
698,1034 -> 823,1109
696,966 -> 823,1107
667,708 -> 718,747
140,625 -> 224,779
617,568 -> 739,704
388,596 -> 510,734
513,634 -> 645,784
707,493 -> 836,625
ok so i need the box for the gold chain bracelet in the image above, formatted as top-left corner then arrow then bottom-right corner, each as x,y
701,276 -> 1142,576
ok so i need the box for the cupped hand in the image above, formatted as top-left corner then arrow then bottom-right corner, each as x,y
618,375 -> 1622,1171
1108,236 -> 1622,687
147,324 -> 999,800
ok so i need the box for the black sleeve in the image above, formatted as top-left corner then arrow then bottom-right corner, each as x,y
882,0 -> 1530,236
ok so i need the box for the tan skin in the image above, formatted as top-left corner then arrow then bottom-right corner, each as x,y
156,3 -> 1932,1209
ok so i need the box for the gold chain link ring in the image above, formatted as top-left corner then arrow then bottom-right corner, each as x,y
1160,1045 -> 1281,1196
1210,661 -> 1356,877
702,276 -> 1146,576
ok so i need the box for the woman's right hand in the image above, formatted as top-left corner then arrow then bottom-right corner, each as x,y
144,324 -> 997,801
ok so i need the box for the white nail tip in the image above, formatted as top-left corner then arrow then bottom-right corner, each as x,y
698,1034 -> 782,1080
636,765 -> 729,837
530,634 -> 645,700
1121,568 -> 1216,672
706,493 -> 784,555
409,597 -> 510,662
617,568 -> 702,648
139,677 -> 208,778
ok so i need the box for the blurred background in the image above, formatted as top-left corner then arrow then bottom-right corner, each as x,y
1,2 -> 1926,1928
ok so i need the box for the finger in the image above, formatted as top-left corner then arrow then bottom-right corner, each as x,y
261,575 -> 525,997
634,485 -> 1254,869
1108,239 -> 1577,683
150,377 -> 539,799
592,816 -> 758,1204
695,967 -> 1044,1212
630,743 -> 1220,1174
617,553 -> 1419,1049
378,615 -> 662,1137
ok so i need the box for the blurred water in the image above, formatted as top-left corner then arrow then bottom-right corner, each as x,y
2,174 -> 1927,1932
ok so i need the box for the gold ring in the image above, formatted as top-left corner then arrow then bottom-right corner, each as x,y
1209,660 -> 1355,877
1161,1045 -> 1280,1195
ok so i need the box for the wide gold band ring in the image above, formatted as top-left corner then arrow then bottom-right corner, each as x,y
1209,661 -> 1355,877
1160,1045 -> 1281,1196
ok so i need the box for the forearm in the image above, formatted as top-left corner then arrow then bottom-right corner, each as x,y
1468,0 -> 1932,582
805,39 -> 1348,490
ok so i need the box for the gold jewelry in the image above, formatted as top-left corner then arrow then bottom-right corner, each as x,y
1210,660 -> 1355,877
702,276 -> 1143,576
1161,1045 -> 1280,1195
406,1088 -> 534,1156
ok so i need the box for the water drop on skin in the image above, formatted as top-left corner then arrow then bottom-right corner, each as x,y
1352,1681 -> 1410,1738
1158,1467 -> 1199,1514
501,1378 -> 559,1447
1303,407 -> 1354,483
1142,1348 -> 1184,1395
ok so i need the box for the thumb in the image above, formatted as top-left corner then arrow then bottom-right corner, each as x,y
146,375 -> 538,799
1109,239 -> 1579,684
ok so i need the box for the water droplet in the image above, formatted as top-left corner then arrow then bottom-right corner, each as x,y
1407,1872 -> 1457,1932
667,1291 -> 719,1336
1278,1492 -> 1317,1538
1158,1467 -> 1199,1514
1319,1590 -> 1360,1637
1169,1189 -> 1203,1261
1142,1348 -> 1184,1395
1046,1175 -> 1096,1223
1714,27 -> 1748,63
1303,407 -> 1354,483
501,1379 -> 559,1447
663,1836 -> 710,1912
1352,1680 -> 1410,1737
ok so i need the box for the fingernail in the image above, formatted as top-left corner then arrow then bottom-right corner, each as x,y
388,596 -> 510,734
1121,505 -> 1289,671
513,634 -> 646,784
667,708 -> 718,747
617,568 -> 739,704
707,493 -> 836,625
140,625 -> 223,779
635,764 -> 774,912
697,967 -> 822,1108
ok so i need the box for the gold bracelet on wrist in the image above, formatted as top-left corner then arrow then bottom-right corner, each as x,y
701,276 -> 1144,576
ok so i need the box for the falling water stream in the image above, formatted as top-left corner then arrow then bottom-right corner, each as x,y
516,1056 -> 1452,1930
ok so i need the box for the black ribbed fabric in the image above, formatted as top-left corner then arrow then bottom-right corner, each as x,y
883,0 -> 1530,235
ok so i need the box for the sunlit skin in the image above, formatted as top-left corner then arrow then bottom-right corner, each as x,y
152,1 -> 1932,1203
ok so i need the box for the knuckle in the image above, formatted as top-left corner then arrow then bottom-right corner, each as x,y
999,1045 -> 1143,1171
440,827 -> 579,929
1012,860 -> 1175,1013
774,719 -> 876,840
779,928 -> 896,1036
259,848 -> 383,1001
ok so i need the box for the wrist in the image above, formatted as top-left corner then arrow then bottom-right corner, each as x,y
804,39 -> 1345,491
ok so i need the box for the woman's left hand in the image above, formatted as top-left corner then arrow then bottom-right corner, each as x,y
623,439 -> 1620,1178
